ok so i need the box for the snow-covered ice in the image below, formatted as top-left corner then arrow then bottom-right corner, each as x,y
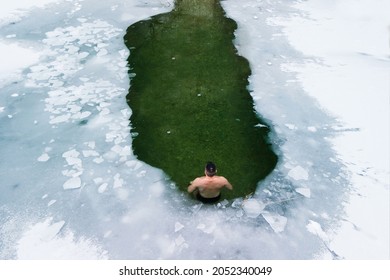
16,217 -> 108,259
0,0 -> 388,260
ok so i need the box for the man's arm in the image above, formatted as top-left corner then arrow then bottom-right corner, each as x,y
187,178 -> 199,193
223,177 -> 233,190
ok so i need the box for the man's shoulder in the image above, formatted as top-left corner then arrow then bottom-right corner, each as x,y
215,175 -> 228,182
194,176 -> 206,182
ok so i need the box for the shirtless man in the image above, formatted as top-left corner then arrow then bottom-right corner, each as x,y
187,162 -> 233,203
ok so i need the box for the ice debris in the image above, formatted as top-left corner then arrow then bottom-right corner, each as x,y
296,187 -> 311,198
37,153 -> 50,162
242,198 -> 265,218
288,165 -> 309,181
262,212 -> 288,233
63,176 -> 82,190
174,222 -> 184,232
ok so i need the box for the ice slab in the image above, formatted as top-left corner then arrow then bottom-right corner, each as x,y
175,235 -> 185,246
63,177 -> 82,190
98,183 -> 108,193
296,187 -> 311,198
242,199 -> 265,218
262,212 -> 288,233
288,165 -> 309,181
196,222 -> 216,234
37,153 -> 50,162
174,222 -> 185,232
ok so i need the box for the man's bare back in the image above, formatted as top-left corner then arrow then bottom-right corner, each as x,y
187,162 -> 233,201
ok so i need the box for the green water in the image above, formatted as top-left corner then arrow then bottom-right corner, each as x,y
124,0 -> 277,200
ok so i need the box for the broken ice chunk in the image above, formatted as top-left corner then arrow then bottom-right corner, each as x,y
113,173 -> 123,188
174,222 -> 184,232
65,156 -> 82,167
98,183 -> 108,193
262,212 -> 288,233
197,223 -> 216,234
82,150 -> 100,157
97,48 -> 108,56
285,123 -> 297,130
62,149 -> 80,158
296,187 -> 311,198
136,170 -> 146,177
49,114 -> 71,124
220,199 -> 229,206
93,157 -> 104,164
37,153 -> 50,162
242,199 -> 265,218
47,200 -> 57,206
85,141 -> 96,149
175,235 -> 185,246
63,177 -> 82,190
288,165 -> 309,181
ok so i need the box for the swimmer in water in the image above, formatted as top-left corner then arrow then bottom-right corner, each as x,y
187,162 -> 233,203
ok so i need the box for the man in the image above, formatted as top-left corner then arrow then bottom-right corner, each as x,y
187,162 -> 233,203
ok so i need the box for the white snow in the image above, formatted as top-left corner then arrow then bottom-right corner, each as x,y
16,218 -> 107,259
0,43 -> 41,86
268,0 -> 390,259
0,0 -> 57,27
307,220 -> 329,243
222,0 -> 389,259
0,0 -> 388,260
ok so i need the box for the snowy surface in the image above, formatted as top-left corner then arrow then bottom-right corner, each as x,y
0,0 -> 389,260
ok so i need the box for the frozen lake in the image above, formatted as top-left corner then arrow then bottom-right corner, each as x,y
0,0 -> 388,259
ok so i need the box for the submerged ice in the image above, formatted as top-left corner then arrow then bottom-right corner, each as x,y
0,0 -> 388,259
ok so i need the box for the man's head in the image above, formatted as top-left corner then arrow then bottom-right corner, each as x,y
205,162 -> 217,177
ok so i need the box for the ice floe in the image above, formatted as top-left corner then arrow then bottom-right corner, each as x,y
37,153 -> 50,162
296,187 -> 311,198
242,198 -> 265,218
287,165 -> 309,181
63,176 -> 82,190
262,212 -> 288,234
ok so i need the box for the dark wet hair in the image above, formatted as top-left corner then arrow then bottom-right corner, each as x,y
205,162 -> 216,177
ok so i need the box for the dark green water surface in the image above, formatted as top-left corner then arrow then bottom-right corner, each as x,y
124,0 -> 277,199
